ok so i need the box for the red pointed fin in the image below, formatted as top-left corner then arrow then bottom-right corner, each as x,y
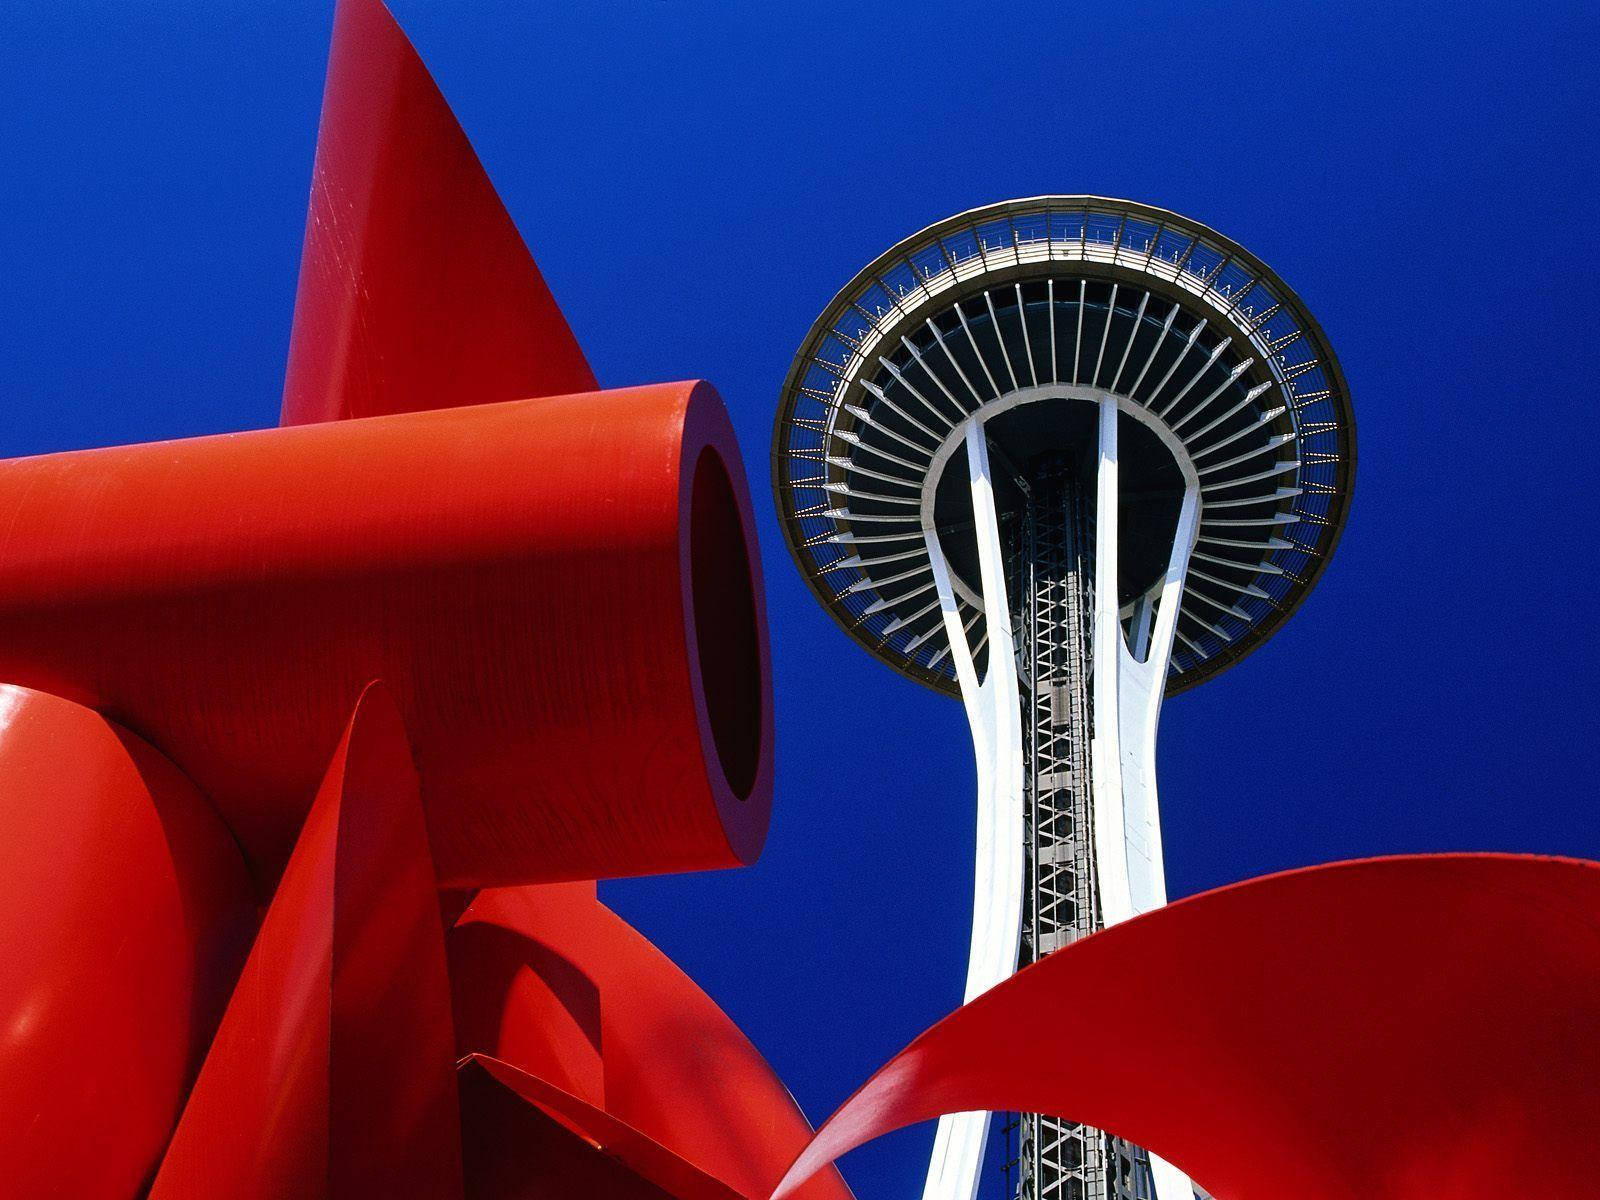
281,0 -> 596,425
149,682 -> 462,1199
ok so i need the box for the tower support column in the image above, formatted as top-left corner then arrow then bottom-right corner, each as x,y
924,398 -> 1201,1200
921,417 -> 1026,1200
774,195 -> 1356,1200
1013,452 -> 1106,1200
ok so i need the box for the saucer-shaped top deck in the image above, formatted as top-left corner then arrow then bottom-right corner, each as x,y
773,196 -> 1355,695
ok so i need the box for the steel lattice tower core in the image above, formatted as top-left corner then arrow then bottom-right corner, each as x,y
772,197 -> 1354,1200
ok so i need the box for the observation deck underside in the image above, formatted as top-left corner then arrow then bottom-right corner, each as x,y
773,196 -> 1354,696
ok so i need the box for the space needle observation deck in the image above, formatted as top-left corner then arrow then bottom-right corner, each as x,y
771,197 -> 1355,1200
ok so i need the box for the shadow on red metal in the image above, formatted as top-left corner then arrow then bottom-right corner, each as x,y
463,1054 -> 746,1200
281,0 -> 596,426
774,854 -> 1600,1200
0,685 -> 256,1200
148,682 -> 462,1199
451,883 -> 853,1200
0,381 -> 771,890
459,1056 -> 697,1200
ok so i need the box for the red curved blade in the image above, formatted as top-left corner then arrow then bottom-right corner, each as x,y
281,0 -> 596,425
452,883 -> 854,1200
459,1055 -> 692,1200
776,854 -> 1600,1200
463,1054 -> 746,1200
0,686 -> 255,1200
149,682 -> 462,1199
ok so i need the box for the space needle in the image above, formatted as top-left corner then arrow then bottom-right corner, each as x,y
771,197 -> 1355,1200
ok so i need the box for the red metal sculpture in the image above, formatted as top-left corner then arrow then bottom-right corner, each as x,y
0,686 -> 255,1200
149,684 -> 462,1199
0,380 -> 769,888
451,883 -> 851,1200
280,0 -> 596,424
0,0 -> 1593,1197
776,854 -> 1600,1200
0,0 -> 803,1193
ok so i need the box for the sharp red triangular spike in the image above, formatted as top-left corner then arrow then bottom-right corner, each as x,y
281,0 -> 596,426
149,682 -> 463,1199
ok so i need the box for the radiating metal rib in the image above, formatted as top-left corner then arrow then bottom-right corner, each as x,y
773,195 -> 1356,698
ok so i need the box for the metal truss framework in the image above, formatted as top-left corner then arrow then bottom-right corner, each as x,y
920,399 -> 1199,1200
772,196 -> 1356,699
1009,463 -> 1155,1200
772,198 -> 1351,1200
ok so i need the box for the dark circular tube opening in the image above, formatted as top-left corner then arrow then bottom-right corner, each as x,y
689,446 -> 763,800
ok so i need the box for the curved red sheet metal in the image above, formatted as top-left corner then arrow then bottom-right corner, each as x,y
281,0 -> 595,426
451,883 -> 854,1200
0,381 -> 771,889
459,1056 -> 688,1200
775,854 -> 1600,1200
464,1054 -> 746,1200
0,685 -> 255,1200
149,683 -> 461,1199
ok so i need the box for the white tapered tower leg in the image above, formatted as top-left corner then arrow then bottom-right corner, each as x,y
920,417 -> 1026,1200
917,398 -> 1201,1200
773,198 -> 1354,1200
1088,397 -> 1201,1200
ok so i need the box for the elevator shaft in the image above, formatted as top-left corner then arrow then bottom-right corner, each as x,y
1010,461 -> 1157,1200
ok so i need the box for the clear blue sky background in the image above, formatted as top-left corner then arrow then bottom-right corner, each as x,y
2,2 -> 1597,1196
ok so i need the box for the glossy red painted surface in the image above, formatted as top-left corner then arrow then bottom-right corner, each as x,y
281,0 -> 595,426
149,683 -> 461,1199
32,8 -> 1599,1200
0,380 -> 771,889
0,684 -> 255,1200
775,854 -> 1600,1200
451,883 -> 853,1200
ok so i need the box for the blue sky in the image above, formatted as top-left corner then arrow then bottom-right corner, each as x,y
2,2 -> 1597,1196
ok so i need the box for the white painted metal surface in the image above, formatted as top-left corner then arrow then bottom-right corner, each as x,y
1085,395 -> 1200,1200
1088,396 -> 1200,929
774,197 -> 1355,702
774,198 -> 1354,1200
920,418 -> 1026,1200
918,394 -> 1200,1200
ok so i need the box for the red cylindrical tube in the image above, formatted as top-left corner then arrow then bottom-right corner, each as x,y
0,382 -> 771,888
